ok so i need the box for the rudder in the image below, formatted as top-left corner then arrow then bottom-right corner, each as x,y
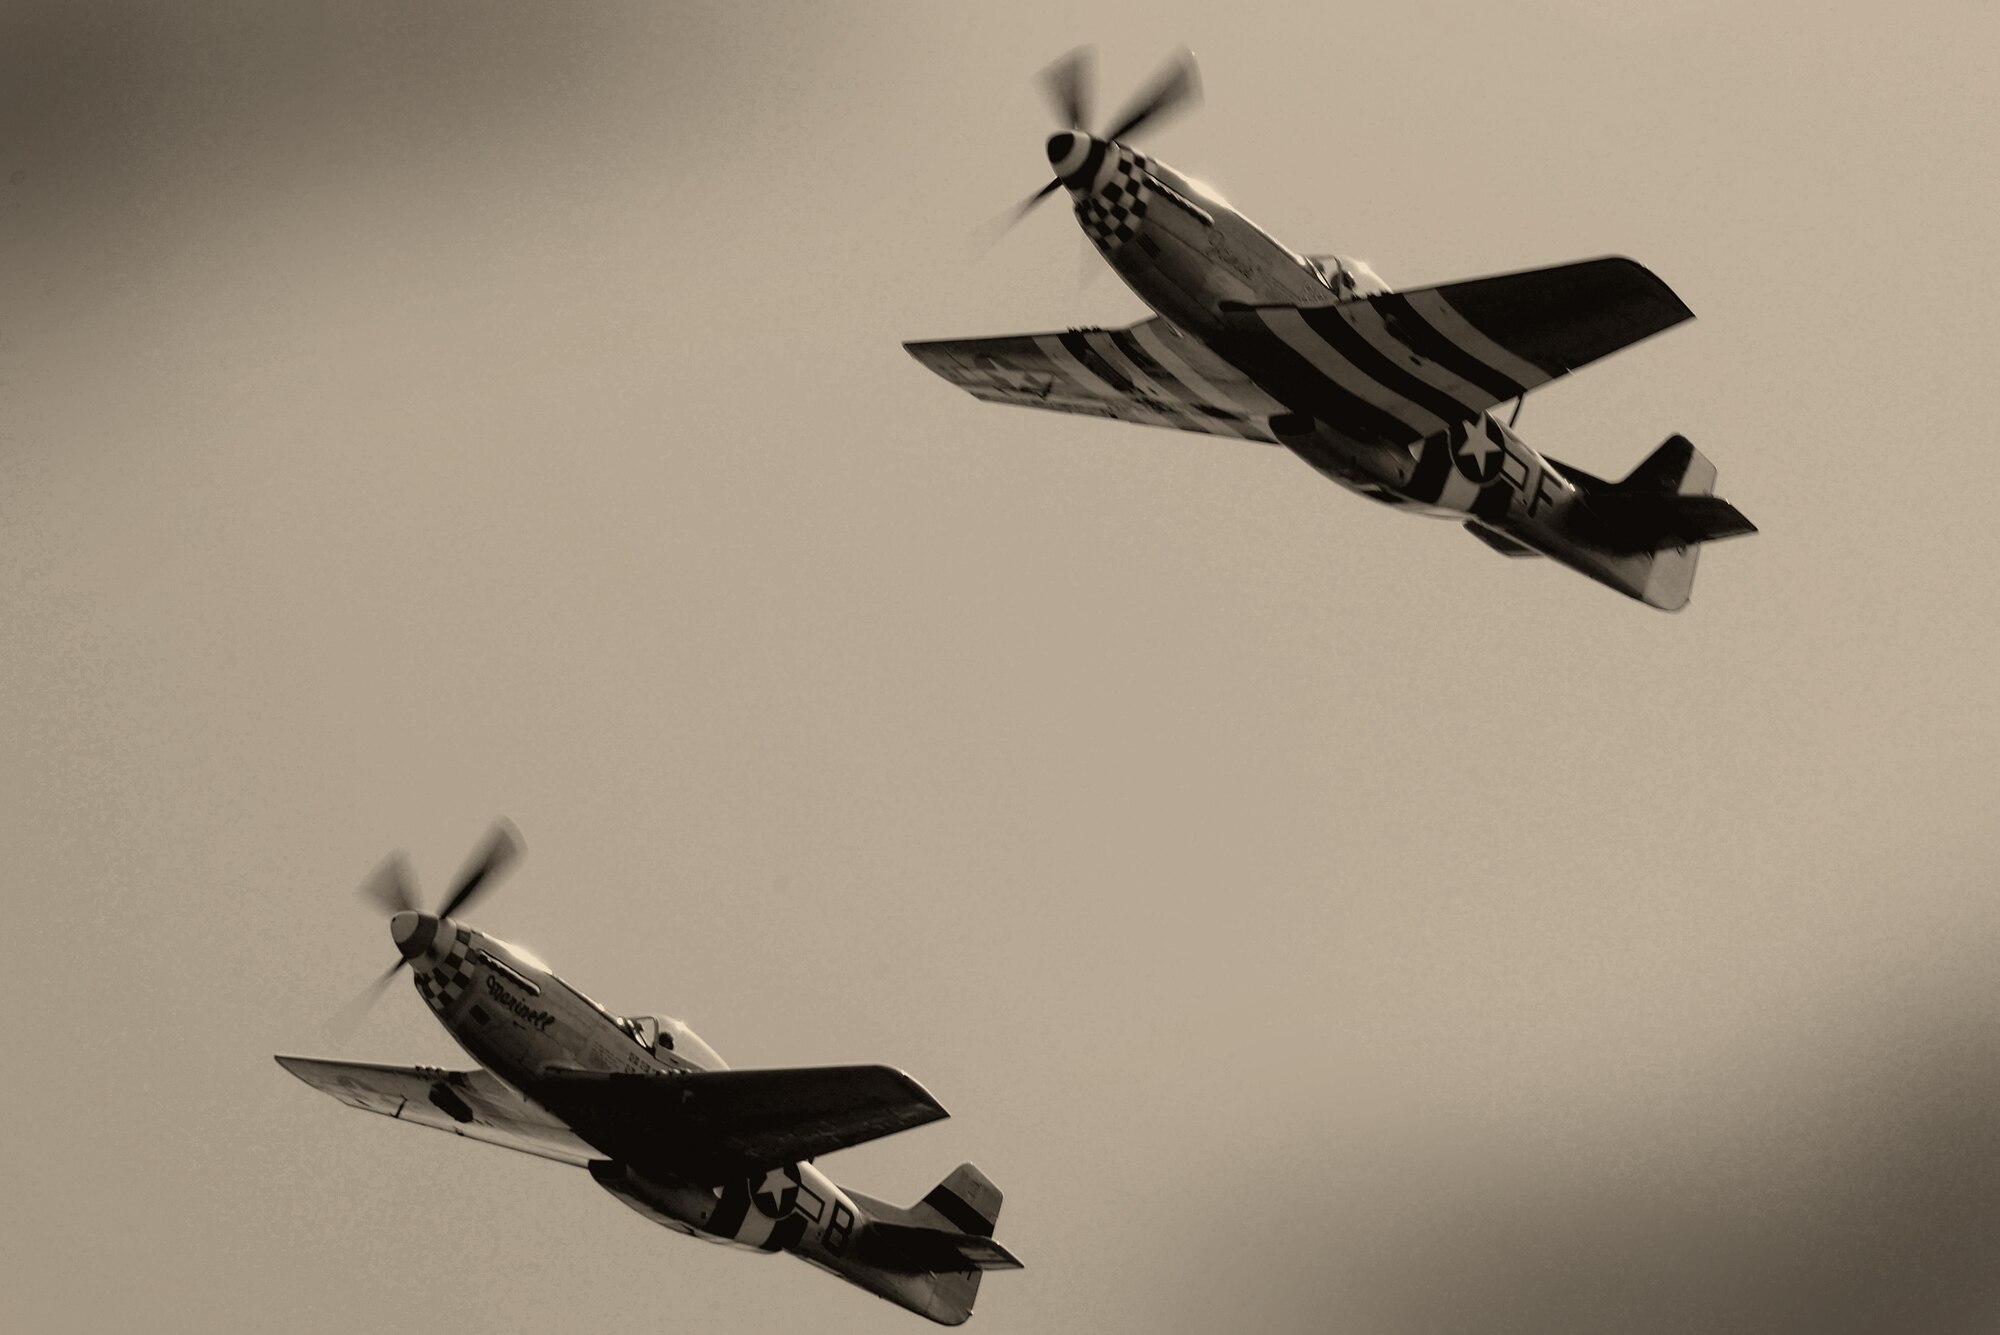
907,1164 -> 1002,1324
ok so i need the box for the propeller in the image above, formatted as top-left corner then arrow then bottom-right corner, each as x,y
1040,46 -> 1094,132
357,851 -> 417,917
325,819 -> 523,1038
326,957 -> 409,1041
979,46 -> 1204,250
1100,47 -> 1201,146
435,821 -> 522,921
971,179 -> 1066,257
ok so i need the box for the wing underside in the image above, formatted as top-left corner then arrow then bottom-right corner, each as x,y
905,317 -> 1285,443
1219,256 -> 1695,447
534,1065 -> 948,1185
275,1055 -> 595,1166
908,259 -> 1690,458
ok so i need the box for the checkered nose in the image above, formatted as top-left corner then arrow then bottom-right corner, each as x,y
390,910 -> 438,961
1046,132 -> 1093,182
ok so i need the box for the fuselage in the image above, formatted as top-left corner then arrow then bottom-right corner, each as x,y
390,912 -> 879,1272
1051,134 -> 1646,586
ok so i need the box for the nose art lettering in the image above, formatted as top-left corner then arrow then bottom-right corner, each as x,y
484,972 -> 556,1031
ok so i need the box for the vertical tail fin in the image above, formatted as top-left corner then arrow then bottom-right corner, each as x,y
904,1165 -> 1003,1324
1620,433 -> 1705,493
1553,435 -> 1755,610
913,1164 -> 1003,1238
841,1165 -> 1013,1325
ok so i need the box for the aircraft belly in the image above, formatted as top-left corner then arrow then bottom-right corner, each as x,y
1268,409 -> 1609,565
594,1157 -> 864,1262
1268,412 -> 1416,491
592,1160 -> 733,1239
1381,426 -> 1679,600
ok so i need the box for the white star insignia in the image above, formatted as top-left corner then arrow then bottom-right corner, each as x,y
1458,434 -> 1500,476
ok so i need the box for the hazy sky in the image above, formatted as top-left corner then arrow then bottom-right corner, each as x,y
5,3 -> 1998,1332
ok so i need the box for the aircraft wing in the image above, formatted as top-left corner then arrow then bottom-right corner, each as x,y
533,1064 -> 948,1184
904,317 -> 1286,443
275,1055 -> 596,1167
1220,256 -> 1694,446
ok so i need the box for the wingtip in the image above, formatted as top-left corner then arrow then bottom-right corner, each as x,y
1563,255 -> 1693,324
885,1065 -> 951,1121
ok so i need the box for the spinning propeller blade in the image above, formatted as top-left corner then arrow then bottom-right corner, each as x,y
972,178 -> 1065,257
1100,46 -> 1201,146
356,852 -> 417,917
326,957 -> 408,1041
980,47 -> 1203,250
436,819 -> 522,922
1038,46 -> 1094,131
324,819 -> 522,1037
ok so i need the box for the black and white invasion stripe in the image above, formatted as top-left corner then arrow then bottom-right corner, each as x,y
1228,257 -> 1695,448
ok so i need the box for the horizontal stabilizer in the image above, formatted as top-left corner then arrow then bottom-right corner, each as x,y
1583,492 -> 1757,552
1560,435 -> 1756,554
858,1223 -> 1025,1273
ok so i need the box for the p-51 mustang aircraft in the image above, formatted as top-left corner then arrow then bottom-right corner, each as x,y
906,49 -> 1755,609
277,824 -> 1019,1325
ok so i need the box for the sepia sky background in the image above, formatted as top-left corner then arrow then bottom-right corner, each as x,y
5,3 -> 1998,1332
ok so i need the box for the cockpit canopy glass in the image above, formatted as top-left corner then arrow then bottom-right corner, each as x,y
1305,254 -> 1389,299
618,1015 -> 727,1069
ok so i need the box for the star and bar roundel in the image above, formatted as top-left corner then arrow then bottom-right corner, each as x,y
1450,420 -> 1506,485
752,1163 -> 803,1218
